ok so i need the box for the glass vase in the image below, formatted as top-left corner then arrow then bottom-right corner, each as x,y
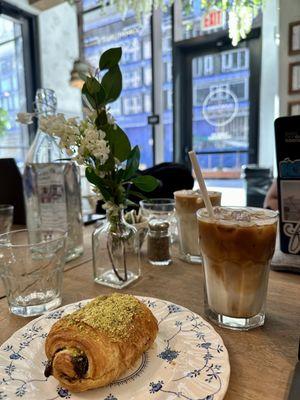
92,207 -> 141,289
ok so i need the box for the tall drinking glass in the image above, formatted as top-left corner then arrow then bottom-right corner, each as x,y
174,190 -> 221,263
0,229 -> 67,317
197,207 -> 278,330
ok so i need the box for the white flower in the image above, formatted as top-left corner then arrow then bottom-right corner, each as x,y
92,186 -> 104,200
98,129 -> 106,140
67,117 -> 78,125
107,112 -> 117,130
16,112 -> 34,124
107,112 -> 115,125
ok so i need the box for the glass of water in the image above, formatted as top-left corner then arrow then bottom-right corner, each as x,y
139,198 -> 177,241
0,229 -> 67,317
0,204 -> 14,234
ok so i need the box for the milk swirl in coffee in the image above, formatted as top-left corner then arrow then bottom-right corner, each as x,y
197,207 -> 278,329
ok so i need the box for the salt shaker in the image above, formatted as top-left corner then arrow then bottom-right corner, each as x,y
147,219 -> 172,266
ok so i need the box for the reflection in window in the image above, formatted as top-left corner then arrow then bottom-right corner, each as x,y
143,65 -> 152,86
162,9 -> 173,162
203,56 -> 214,75
210,85 -> 230,100
222,49 -> 249,72
162,28 -> 172,52
230,81 -> 248,100
144,93 -> 152,113
193,58 -> 203,77
123,95 -> 143,115
83,6 -> 153,167
143,38 -> 151,59
163,61 -> 172,83
163,89 -> 172,111
123,68 -> 142,88
123,38 -> 141,63
0,15 -> 28,166
192,48 -> 250,173
109,98 -> 122,116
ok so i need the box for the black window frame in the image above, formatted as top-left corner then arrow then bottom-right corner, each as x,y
0,0 -> 41,143
172,27 -> 262,167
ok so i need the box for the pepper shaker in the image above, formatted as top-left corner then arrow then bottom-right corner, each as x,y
147,219 -> 172,266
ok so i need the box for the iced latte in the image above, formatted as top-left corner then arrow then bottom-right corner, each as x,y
174,190 -> 221,263
197,207 -> 278,330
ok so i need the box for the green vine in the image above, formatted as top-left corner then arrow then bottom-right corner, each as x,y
0,108 -> 9,137
67,0 -> 264,45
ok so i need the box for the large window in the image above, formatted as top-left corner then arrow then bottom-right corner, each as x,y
82,4 -> 153,168
0,15 -> 27,165
0,3 -> 39,167
161,8 -> 173,162
191,48 -> 250,175
81,1 -> 260,186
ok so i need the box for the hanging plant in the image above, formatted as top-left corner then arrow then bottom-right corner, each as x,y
68,0 -> 264,46
202,0 -> 264,46
0,108 -> 10,137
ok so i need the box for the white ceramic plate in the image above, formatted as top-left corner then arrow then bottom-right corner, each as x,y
0,297 -> 230,400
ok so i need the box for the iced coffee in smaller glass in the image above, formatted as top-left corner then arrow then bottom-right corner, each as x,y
197,206 -> 278,330
174,190 -> 221,263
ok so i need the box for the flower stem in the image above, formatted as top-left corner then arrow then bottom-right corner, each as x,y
106,235 -> 126,282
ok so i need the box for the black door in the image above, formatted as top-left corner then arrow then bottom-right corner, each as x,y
173,29 -> 261,182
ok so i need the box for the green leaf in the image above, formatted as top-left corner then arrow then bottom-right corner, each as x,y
127,189 -> 147,200
82,84 -> 96,109
122,145 -> 140,180
96,154 -> 115,172
99,47 -> 122,70
104,124 -> 131,162
131,175 -> 160,192
85,167 -> 111,201
85,77 -> 106,105
95,110 -> 108,128
101,66 -> 122,103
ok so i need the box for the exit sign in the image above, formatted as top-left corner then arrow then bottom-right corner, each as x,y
201,9 -> 225,31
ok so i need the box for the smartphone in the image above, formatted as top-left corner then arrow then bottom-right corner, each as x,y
274,115 -> 300,255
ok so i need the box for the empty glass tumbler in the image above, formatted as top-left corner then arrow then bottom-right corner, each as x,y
140,198 -> 177,241
0,229 -> 67,317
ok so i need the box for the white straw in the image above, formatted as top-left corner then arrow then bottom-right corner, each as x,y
188,151 -> 214,218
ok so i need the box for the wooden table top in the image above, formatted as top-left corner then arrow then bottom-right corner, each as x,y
0,226 -> 300,400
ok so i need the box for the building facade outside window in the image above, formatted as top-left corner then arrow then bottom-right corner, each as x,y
82,4 -> 153,168
123,68 -> 142,88
0,7 -> 37,167
123,95 -> 143,115
82,1 -> 259,181
143,65 -> 152,86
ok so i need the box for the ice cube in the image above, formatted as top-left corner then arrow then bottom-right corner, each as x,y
231,210 -> 251,222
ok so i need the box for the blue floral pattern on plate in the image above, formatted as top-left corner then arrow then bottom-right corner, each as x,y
0,297 -> 230,400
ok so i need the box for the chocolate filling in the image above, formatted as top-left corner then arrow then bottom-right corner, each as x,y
44,360 -> 53,377
72,355 -> 89,378
44,350 -> 88,379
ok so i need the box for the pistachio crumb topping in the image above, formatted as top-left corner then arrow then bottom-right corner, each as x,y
64,294 -> 144,340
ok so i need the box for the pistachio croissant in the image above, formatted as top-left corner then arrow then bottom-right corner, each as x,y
44,293 -> 158,392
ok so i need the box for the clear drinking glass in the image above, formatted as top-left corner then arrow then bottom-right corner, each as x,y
0,204 -> 14,234
139,198 -> 176,240
174,190 -> 221,263
197,206 -> 278,330
0,229 -> 67,317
